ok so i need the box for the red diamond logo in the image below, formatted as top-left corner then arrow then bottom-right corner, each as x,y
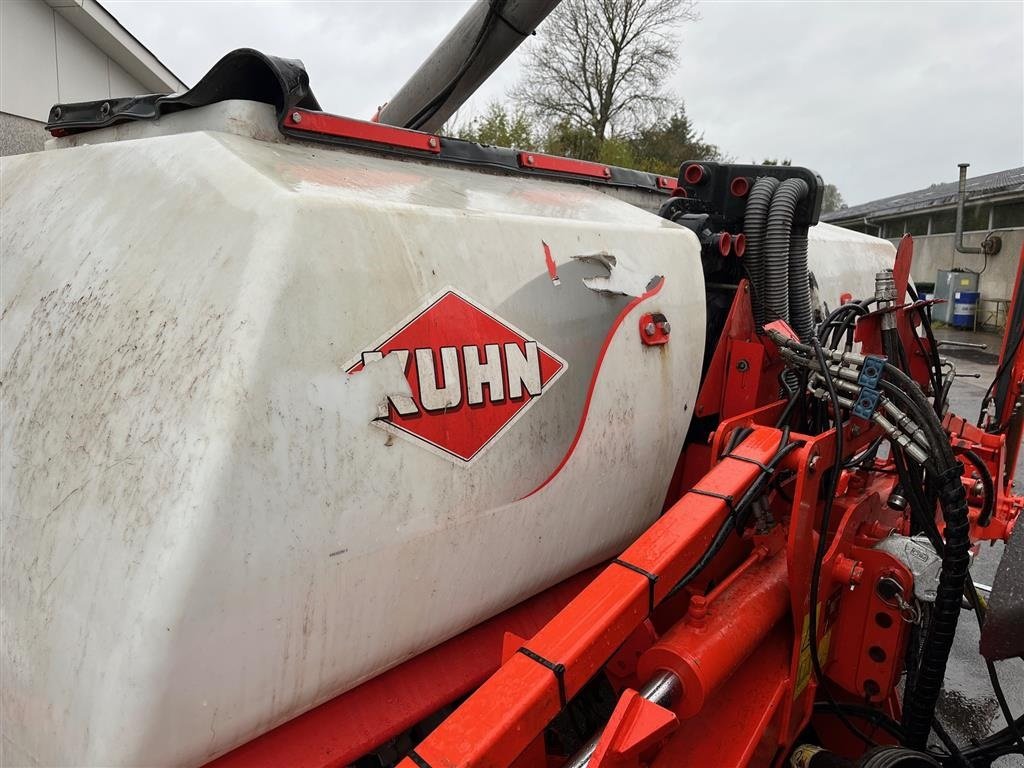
346,289 -> 566,463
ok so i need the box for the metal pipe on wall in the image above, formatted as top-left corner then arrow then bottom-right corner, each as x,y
955,163 -> 983,255
377,0 -> 562,133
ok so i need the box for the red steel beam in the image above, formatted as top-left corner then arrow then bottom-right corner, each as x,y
400,427 -> 788,768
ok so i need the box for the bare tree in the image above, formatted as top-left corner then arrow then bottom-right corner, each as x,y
513,0 -> 698,142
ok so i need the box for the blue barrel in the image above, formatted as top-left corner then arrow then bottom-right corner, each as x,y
952,291 -> 979,329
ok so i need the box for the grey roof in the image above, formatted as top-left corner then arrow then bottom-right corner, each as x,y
823,166 -> 1024,223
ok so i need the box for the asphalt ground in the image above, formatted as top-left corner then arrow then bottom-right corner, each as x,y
929,328 -> 1023,766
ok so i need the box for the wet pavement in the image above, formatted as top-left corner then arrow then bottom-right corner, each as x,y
929,328 -> 1023,766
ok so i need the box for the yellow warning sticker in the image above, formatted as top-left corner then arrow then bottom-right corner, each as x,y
795,611 -> 833,698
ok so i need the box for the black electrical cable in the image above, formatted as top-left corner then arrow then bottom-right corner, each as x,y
776,330 -> 972,755
664,433 -> 803,600
804,336 -> 889,749
812,701 -> 908,743
403,0 -> 506,130
906,284 -> 945,412
978,324 -> 1024,431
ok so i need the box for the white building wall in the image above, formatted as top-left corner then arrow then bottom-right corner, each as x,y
1,0 -> 147,123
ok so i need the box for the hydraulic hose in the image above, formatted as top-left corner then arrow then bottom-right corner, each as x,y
769,331 -> 972,751
742,176 -> 780,327
763,177 -> 809,327
873,366 -> 970,750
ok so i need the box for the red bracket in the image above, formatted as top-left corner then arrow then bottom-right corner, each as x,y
285,109 -> 441,154
517,151 -> 612,180
640,313 -> 671,346
589,689 -> 678,768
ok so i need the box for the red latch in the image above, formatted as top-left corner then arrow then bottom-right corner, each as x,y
285,109 -> 441,154
656,176 -> 678,190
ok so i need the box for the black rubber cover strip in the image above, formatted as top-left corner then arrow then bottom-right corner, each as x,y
517,647 -> 567,708
408,750 -> 432,768
688,488 -> 738,520
47,48 -> 320,135
612,558 -> 659,616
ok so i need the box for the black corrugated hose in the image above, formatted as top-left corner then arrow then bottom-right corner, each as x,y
743,176 -> 780,326
874,362 -> 971,752
764,177 -> 809,329
787,224 -> 812,341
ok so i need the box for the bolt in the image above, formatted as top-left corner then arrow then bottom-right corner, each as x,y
428,137 -> 438,148
291,111 -> 302,124
99,102 -> 110,117
833,555 -> 864,588
736,359 -> 749,372
51,106 -> 62,120
808,454 -> 821,473
661,321 -> 671,335
644,321 -> 657,337
526,155 -> 535,165
687,595 -> 709,627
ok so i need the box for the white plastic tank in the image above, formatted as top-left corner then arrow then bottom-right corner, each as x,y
1,100 -> 895,767
2,101 -> 706,767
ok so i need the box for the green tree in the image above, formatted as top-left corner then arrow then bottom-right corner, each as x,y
456,102 -> 537,149
821,184 -> 846,214
513,0 -> 698,146
629,104 -> 724,175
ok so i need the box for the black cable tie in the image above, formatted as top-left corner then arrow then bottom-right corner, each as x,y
688,488 -> 738,522
612,558 -> 659,616
517,647 -> 567,708
721,452 -> 775,475
408,750 -> 432,768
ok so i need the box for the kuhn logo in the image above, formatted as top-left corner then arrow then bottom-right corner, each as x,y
346,289 -> 566,463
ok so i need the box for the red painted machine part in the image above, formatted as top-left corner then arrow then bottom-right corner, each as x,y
637,550 -> 790,718
995,244 -> 1024,482
285,109 -> 441,154
589,690 -> 678,768
204,568 -> 598,768
517,151 -> 612,179
399,428 -> 788,768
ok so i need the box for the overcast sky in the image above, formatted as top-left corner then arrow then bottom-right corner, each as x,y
107,0 -> 1023,205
